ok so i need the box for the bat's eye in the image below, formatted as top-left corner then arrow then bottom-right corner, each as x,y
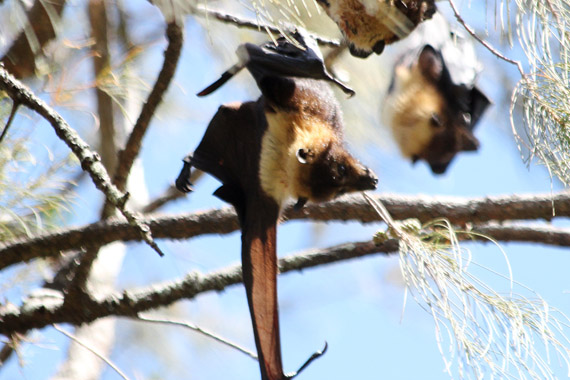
462,112 -> 472,125
337,163 -> 346,178
296,148 -> 310,164
430,113 -> 442,128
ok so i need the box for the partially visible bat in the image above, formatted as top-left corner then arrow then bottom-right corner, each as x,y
315,0 -> 437,58
197,29 -> 355,97
177,34 -> 377,380
382,13 -> 491,174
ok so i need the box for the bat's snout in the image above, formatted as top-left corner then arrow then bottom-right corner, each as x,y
357,167 -> 378,191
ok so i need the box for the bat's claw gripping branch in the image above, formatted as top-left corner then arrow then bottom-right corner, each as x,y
284,342 -> 328,379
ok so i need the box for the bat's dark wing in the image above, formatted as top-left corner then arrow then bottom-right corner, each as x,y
175,101 -> 266,219
197,29 -> 354,97
467,87 -> 491,132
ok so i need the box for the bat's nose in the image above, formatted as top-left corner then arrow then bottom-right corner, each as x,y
429,161 -> 451,175
359,167 -> 378,190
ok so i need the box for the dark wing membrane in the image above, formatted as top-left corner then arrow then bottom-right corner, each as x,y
197,29 -> 354,97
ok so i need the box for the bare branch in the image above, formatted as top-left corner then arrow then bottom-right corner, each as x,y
0,66 -> 163,257
89,0 -> 117,175
52,324 -> 130,380
140,184 -> 185,214
448,0 -> 525,77
2,192 -> 570,269
0,240 -> 396,335
0,101 -> 20,144
135,314 -> 258,360
1,0 -> 66,78
3,217 -> 570,335
0,208 -> 238,270
111,22 -> 184,196
196,7 -> 341,48
471,222 -> 570,246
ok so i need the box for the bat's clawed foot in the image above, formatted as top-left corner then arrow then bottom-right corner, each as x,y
293,197 -> 308,211
284,342 -> 328,379
175,156 -> 194,193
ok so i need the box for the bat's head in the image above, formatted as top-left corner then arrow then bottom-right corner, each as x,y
383,45 -> 490,174
293,140 -> 378,202
259,77 -> 377,207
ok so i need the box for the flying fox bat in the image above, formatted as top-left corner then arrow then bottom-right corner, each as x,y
177,35 -> 377,380
197,29 -> 355,97
315,0 -> 437,58
382,13 -> 491,174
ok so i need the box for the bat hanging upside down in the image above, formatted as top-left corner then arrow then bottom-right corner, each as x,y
316,0 -> 437,58
176,30 -> 377,380
382,12 -> 491,174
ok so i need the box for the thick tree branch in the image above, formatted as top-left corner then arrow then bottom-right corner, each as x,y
1,0 -> 66,78
3,218 -> 570,335
2,192 -> 570,269
0,240 -> 397,335
0,66 -> 163,257
0,208 -> 238,270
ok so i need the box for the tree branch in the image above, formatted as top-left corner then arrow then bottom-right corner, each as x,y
0,239 -> 396,335
195,7 -> 341,48
111,22 -> 184,196
0,0 -> 66,78
52,324 -> 130,380
0,66 -> 163,257
2,192 -> 570,270
89,0 -> 117,176
2,218 -> 570,335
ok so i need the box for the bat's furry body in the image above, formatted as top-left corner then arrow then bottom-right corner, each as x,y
177,33 -> 376,380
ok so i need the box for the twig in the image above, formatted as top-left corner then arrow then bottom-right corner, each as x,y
0,65 -> 163,257
196,7 -> 341,48
140,184 -> 186,213
0,239 -> 396,334
111,22 -> 183,197
52,324 -> 130,380
136,314 -> 258,360
0,101 -> 20,144
3,192 -> 570,269
448,0 -> 525,77
141,171 -> 203,214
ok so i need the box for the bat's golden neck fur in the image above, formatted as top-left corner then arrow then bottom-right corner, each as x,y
383,64 -> 443,158
259,111 -> 338,205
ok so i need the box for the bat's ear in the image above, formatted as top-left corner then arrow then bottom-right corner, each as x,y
296,148 -> 314,164
468,87 -> 491,131
458,128 -> 480,152
417,45 -> 444,82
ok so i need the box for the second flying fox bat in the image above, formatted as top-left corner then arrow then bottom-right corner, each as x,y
316,0 -> 437,58
177,35 -> 377,380
382,13 -> 491,174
